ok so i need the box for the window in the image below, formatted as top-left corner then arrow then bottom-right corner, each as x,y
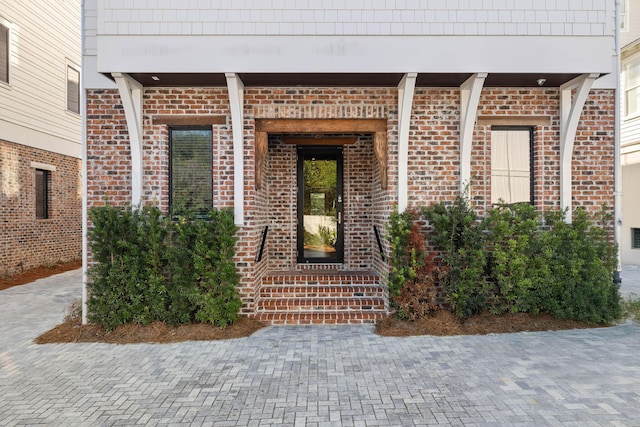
625,59 -> 640,117
169,127 -> 213,214
66,65 -> 80,113
633,228 -> 640,249
35,169 -> 50,219
621,0 -> 629,32
0,23 -> 8,83
491,128 -> 533,205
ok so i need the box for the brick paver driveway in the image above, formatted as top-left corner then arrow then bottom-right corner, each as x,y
2,269 -> 640,426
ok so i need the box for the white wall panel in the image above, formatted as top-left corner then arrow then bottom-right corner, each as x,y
0,0 -> 81,158
95,1 -> 613,37
96,34 -> 613,75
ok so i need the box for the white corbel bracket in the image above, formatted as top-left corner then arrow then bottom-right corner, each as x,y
225,73 -> 245,226
112,72 -> 143,206
397,72 -> 417,213
459,73 -> 487,193
559,73 -> 599,223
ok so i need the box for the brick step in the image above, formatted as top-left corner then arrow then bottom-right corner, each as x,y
258,297 -> 385,311
254,310 -> 387,325
262,271 -> 380,286
257,270 -> 388,324
259,284 -> 385,299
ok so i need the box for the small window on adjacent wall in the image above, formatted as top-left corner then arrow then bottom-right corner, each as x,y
625,59 -> 640,118
491,128 -> 533,205
67,65 -> 80,114
169,127 -> 213,215
621,0 -> 629,32
0,22 -> 8,83
35,169 -> 50,219
632,228 -> 640,249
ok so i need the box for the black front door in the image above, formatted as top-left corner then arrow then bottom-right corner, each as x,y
297,146 -> 344,264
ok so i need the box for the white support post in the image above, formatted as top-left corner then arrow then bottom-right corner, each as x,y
459,73 -> 487,193
226,72 -> 245,226
397,72 -> 417,213
113,72 -> 143,206
559,73 -> 599,223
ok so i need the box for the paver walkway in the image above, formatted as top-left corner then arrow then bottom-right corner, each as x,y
1,269 -> 640,426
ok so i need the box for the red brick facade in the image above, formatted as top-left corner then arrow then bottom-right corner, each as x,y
0,139 -> 82,276
85,86 -> 615,320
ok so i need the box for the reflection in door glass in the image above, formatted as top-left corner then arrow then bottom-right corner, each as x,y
303,158 -> 337,260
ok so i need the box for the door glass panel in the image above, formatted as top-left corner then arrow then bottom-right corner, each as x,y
303,158 -> 338,260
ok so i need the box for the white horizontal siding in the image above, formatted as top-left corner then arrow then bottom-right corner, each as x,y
621,51 -> 640,149
0,0 -> 81,158
97,0 -> 613,37
622,117 -> 640,147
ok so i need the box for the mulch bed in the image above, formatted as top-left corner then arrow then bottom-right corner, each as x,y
375,309 -> 606,337
0,260 -> 82,291
35,316 -> 267,344
4,260 -> 607,343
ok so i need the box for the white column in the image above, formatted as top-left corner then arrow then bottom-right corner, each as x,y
559,73 -> 599,222
397,72 -> 417,213
112,72 -> 143,206
225,72 -> 245,226
459,73 -> 487,193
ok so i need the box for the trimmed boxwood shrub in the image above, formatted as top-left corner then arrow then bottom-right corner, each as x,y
88,203 -> 241,331
388,199 -> 621,325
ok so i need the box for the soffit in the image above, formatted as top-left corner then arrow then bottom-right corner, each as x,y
122,72 -> 582,88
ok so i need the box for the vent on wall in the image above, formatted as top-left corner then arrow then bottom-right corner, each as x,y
633,228 -> 640,249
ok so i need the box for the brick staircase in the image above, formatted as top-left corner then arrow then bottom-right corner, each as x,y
255,271 -> 388,324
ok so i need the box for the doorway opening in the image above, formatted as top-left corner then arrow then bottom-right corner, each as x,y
296,146 -> 344,264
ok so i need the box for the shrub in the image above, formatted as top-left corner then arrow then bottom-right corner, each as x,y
88,203 -> 241,330
484,203 -> 552,315
394,196 -> 621,324
621,293 -> 640,322
540,207 -> 620,324
387,208 -> 441,319
423,195 -> 488,318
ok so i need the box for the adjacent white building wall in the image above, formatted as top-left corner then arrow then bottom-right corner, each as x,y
621,1 -> 640,265
0,0 -> 82,158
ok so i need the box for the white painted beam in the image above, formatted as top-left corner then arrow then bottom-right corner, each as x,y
397,72 -> 417,213
112,72 -> 143,206
459,73 -> 487,192
97,35 -> 613,76
225,72 -> 245,226
559,73 -> 599,222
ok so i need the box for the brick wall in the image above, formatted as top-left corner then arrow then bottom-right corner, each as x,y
0,139 -> 81,276
85,85 -> 615,314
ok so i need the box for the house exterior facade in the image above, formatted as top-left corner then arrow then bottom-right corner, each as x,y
1,0 -> 82,276
82,1 -> 619,324
621,0 -> 640,266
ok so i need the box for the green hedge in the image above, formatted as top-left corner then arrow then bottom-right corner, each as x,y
88,204 -> 241,330
388,199 -> 621,324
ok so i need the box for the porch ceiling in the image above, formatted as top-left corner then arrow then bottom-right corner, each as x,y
119,72 -> 582,88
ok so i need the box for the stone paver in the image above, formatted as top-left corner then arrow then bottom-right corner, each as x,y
621,264 -> 640,297
1,269 -> 640,426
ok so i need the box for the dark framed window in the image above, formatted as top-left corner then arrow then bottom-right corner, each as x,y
0,23 -> 8,83
35,169 -> 50,219
491,127 -> 534,205
633,228 -> 640,249
169,127 -> 213,215
66,65 -> 80,113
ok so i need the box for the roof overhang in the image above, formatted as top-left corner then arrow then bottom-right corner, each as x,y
112,72 -> 584,88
